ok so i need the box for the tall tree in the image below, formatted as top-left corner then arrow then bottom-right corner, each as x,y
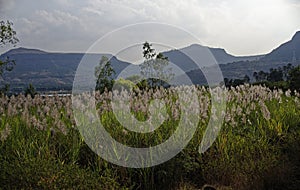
140,41 -> 174,88
95,56 -> 116,93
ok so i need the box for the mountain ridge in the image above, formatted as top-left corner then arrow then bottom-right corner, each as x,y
262,31 -> 300,62
1,30 -> 300,92
2,44 -> 263,65
4,47 -> 47,55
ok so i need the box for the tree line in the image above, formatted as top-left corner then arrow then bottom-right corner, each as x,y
224,63 -> 300,92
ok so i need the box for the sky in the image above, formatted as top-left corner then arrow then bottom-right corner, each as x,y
0,0 -> 300,56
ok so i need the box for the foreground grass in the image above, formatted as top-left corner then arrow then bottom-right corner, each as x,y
0,85 -> 300,189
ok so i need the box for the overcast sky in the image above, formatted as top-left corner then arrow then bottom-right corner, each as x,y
1,0 -> 300,56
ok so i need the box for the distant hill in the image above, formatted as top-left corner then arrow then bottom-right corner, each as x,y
1,44 -> 262,92
5,47 -> 47,55
210,47 -> 262,64
181,31 -> 300,83
1,31 -> 300,93
0,48 -> 130,92
163,44 -> 263,72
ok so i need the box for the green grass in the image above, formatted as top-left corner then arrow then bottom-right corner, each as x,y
0,85 -> 300,189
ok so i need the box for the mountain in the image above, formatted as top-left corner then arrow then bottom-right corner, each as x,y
0,48 -> 130,92
163,44 -> 263,72
179,31 -> 300,82
5,47 -> 47,55
1,31 -> 300,93
1,45 -> 262,92
218,31 -> 300,79
262,31 -> 300,62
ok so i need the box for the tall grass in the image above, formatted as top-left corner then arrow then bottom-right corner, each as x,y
0,85 -> 300,189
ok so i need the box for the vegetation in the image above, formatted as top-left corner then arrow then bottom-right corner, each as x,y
289,65 -> 300,92
1,24 -> 300,189
24,83 -> 37,98
225,63 -> 300,93
0,20 -> 19,94
252,64 -> 300,92
0,20 -> 19,47
224,75 -> 250,87
140,42 -> 174,88
1,85 -> 300,189
95,56 -> 116,93
253,64 -> 293,83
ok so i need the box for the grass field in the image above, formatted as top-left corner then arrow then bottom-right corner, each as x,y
1,85 -> 300,189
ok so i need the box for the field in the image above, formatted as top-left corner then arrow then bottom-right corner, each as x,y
1,85 -> 300,189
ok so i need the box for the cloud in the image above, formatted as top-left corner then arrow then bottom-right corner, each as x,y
35,10 -> 80,28
81,0 -> 300,55
10,9 -> 90,53
1,0 -> 299,55
0,0 -> 15,16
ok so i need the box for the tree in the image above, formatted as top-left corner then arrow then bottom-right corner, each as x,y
95,56 -> 116,93
243,75 -> 250,83
289,65 -> 300,92
140,41 -> 174,88
24,83 -> 37,98
140,41 -> 156,85
267,68 -> 283,82
253,72 -> 258,82
224,77 -> 248,87
142,41 -> 156,60
283,63 -> 293,81
126,75 -> 141,83
0,20 -> 19,46
0,20 -> 19,74
254,70 -> 268,82
0,20 -> 19,94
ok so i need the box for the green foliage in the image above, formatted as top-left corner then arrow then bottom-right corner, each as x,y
24,83 -> 37,98
0,123 -> 124,189
252,64 -> 298,92
289,65 -> 300,92
254,81 -> 290,91
95,56 -> 116,93
126,75 -> 141,83
113,78 -> 136,91
1,86 -> 300,189
136,79 -> 149,90
253,64 -> 294,83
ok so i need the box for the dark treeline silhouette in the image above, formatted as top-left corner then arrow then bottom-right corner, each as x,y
253,63 -> 293,83
224,63 -> 300,93
224,75 -> 250,87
